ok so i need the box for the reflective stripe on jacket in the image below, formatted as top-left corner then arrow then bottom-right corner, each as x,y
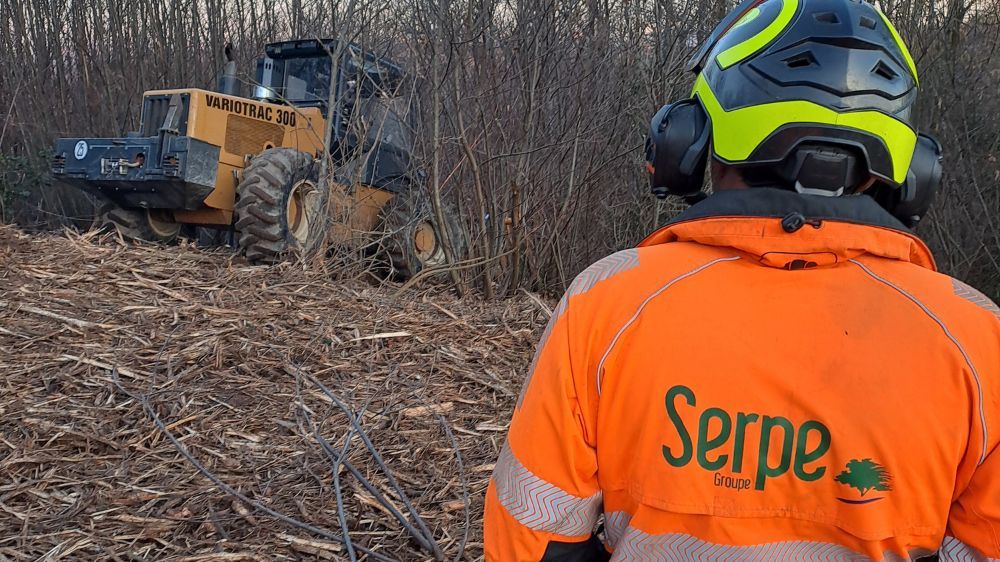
484,188 -> 1000,562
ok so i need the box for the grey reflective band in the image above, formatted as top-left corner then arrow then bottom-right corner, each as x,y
610,529 -> 934,561
940,536 -> 999,561
953,278 -> 1000,320
603,511 -> 632,549
492,443 -> 602,536
569,249 -> 641,298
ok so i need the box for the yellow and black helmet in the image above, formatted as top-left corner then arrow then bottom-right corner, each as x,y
648,0 -> 942,222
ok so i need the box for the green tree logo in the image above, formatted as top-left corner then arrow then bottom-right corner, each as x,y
835,459 -> 892,497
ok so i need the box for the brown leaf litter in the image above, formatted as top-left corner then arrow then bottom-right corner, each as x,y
0,225 -> 550,561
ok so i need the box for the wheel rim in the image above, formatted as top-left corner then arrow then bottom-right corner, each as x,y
414,222 -> 441,264
146,210 -> 180,239
287,180 -> 319,246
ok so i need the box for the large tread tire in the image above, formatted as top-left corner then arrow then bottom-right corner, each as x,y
234,148 -> 322,264
378,190 -> 468,281
94,204 -> 180,244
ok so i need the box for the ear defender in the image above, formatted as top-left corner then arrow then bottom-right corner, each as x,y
869,134 -> 943,228
645,99 -> 711,200
892,134 -> 943,228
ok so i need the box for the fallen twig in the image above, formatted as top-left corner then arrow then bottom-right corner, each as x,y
302,371 -> 444,561
109,369 -> 400,562
3,302 -> 117,330
437,414 -> 471,562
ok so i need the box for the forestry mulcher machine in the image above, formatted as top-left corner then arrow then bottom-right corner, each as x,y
50,40 -> 463,279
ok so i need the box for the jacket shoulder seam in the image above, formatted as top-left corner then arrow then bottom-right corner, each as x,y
595,256 -> 741,395
850,259 -> 990,466
515,249 -> 643,410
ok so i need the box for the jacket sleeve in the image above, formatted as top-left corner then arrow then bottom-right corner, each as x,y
942,282 -> 1000,561
484,291 -> 604,562
944,446 -> 1000,560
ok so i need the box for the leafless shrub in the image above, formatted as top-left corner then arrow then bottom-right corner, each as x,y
1,0 -> 997,298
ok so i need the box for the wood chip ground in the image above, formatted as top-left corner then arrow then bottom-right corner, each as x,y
0,226 -> 549,561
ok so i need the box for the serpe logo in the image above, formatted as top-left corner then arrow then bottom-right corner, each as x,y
661,385 -> 832,491
74,141 -> 88,160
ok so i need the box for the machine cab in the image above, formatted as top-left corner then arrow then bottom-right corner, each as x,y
252,39 -> 413,187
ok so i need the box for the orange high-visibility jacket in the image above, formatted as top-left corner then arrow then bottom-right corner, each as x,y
484,189 -> 1000,562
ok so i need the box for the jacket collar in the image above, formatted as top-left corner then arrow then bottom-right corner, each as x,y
640,188 -> 937,271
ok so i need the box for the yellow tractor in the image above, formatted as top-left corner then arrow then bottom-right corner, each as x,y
50,39 -> 463,279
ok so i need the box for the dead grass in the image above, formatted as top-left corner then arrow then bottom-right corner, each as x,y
0,225 -> 548,561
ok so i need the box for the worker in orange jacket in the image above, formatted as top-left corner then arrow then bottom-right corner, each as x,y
484,0 -> 1000,560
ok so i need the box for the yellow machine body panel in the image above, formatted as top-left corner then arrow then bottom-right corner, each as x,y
144,88 -> 326,225
328,183 -> 395,242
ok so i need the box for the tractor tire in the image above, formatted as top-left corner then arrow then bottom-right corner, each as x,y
234,148 -> 323,264
194,227 -> 234,249
378,189 -> 467,281
94,204 -> 180,244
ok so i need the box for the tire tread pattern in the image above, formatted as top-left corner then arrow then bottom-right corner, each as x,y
234,148 -> 315,264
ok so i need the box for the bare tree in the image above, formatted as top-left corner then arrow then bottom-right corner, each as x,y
1,0 -> 998,298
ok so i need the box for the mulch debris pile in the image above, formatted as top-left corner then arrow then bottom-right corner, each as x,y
0,226 -> 548,561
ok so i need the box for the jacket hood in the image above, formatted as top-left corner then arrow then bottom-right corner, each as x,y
640,188 -> 936,270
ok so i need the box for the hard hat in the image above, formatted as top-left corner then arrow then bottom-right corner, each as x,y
646,0 -> 942,224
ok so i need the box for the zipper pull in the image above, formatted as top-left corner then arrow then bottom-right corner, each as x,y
781,213 -> 823,233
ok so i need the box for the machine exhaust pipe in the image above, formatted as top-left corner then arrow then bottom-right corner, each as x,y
218,42 -> 240,96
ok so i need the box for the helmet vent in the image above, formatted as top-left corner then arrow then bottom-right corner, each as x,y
814,11 -> 840,24
872,60 -> 899,81
784,52 -> 818,69
860,15 -> 877,29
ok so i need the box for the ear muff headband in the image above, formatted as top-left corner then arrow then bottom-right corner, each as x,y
646,99 -> 711,198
